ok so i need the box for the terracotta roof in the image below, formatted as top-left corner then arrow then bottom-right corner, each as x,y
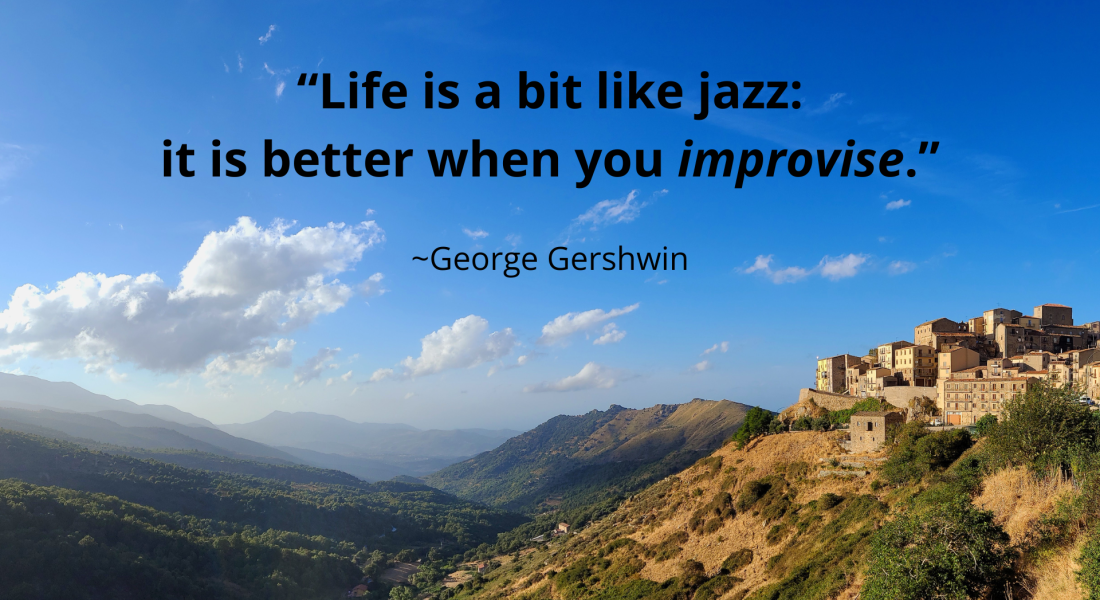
917,318 -> 956,327
1040,303 -> 1071,308
932,331 -> 981,337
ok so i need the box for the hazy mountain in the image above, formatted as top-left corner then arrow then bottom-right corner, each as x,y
0,372 -> 214,427
0,406 -> 298,463
221,410 -> 519,457
277,446 -> 466,481
424,398 -> 753,513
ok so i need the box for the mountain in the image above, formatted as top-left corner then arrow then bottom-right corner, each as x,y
221,410 -> 519,456
424,398 -> 753,513
220,410 -> 520,481
0,405 -> 299,463
0,372 -> 214,427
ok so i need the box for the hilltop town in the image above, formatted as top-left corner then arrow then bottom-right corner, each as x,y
814,302 -> 1100,426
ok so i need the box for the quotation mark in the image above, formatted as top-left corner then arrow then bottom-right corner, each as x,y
297,73 -> 318,86
907,141 -> 940,177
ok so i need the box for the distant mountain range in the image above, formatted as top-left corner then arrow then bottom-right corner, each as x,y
0,373 -> 517,481
220,410 -> 520,480
424,398 -> 753,513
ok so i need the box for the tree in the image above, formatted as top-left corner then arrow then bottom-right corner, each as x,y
862,497 -> 1011,600
987,382 -> 1097,468
730,407 -> 774,448
973,414 -> 998,438
390,585 -> 415,600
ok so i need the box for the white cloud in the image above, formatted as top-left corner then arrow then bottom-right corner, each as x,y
888,260 -> 917,275
258,24 -> 276,44
537,303 -> 639,345
293,347 -> 340,386
523,362 -> 623,393
504,234 -> 521,248
742,253 -> 867,284
691,360 -> 712,373
810,92 -> 847,114
237,54 -> 243,73
819,254 -> 868,281
702,341 -> 729,356
359,272 -> 387,297
275,81 -> 286,98
462,228 -> 489,240
203,339 -> 295,387
0,218 -> 382,379
373,315 -> 516,381
592,323 -> 626,345
573,190 -> 647,231
370,368 -> 395,383
487,353 -> 535,377
340,370 -> 353,382
0,143 -> 31,183
263,62 -> 276,75
223,60 -> 229,73
885,199 -> 911,210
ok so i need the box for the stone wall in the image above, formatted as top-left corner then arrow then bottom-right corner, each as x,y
882,386 -> 938,410
796,388 -> 859,411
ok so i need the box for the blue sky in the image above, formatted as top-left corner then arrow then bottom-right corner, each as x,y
0,1 -> 1097,429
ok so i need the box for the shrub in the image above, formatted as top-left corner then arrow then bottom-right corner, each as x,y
720,549 -> 753,574
736,479 -> 771,512
1077,526 -> 1100,598
973,413 -> 998,438
987,382 -> 1097,469
689,492 -> 735,533
731,407 -> 775,448
880,425 -> 972,485
818,493 -> 843,510
861,496 -> 1011,600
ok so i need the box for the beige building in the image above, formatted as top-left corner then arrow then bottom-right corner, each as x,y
816,354 -> 862,393
983,308 -> 1023,335
1084,362 -> 1100,401
936,347 -> 981,402
857,367 -> 898,398
846,363 -> 871,396
894,344 -> 937,387
915,318 -> 961,347
967,316 -> 985,334
877,341 -> 914,370
850,411 -> 905,453
942,374 -> 1036,425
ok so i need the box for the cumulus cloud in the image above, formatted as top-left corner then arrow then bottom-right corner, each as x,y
203,339 -> 295,387
359,272 -> 387,297
592,323 -> 626,345
702,341 -> 729,356
885,199 -> 911,210
742,253 -> 867,284
888,260 -> 917,275
691,360 -> 712,373
293,347 -> 340,386
462,228 -> 489,240
523,362 -> 624,393
537,303 -> 639,345
258,24 -> 276,44
372,315 -> 516,381
0,218 -> 382,379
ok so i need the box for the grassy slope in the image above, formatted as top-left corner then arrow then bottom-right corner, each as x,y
449,431 -> 906,600
425,399 -> 752,513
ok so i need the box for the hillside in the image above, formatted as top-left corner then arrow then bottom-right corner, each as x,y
424,399 -> 753,513
442,384 -> 1097,600
0,428 -> 526,551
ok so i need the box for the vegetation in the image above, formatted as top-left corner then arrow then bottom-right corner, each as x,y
879,422 -> 973,485
862,497 -> 1011,600
973,413 -> 998,438
730,406 -> 774,447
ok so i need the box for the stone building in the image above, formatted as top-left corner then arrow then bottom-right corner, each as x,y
816,354 -> 862,393
877,341 -> 914,370
915,318 -> 961,348
849,411 -> 905,453
894,344 -> 937,387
